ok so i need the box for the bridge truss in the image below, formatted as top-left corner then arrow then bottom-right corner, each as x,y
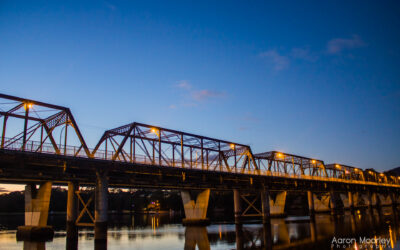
0,93 -> 399,188
92,122 -> 259,174
0,93 -> 90,157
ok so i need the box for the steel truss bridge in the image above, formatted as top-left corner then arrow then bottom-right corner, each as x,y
0,93 -> 399,249
0,93 -> 398,190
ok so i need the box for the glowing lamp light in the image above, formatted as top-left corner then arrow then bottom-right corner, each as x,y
24,103 -> 33,110
230,144 -> 235,149
335,164 -> 341,169
311,159 -> 316,164
276,152 -> 284,158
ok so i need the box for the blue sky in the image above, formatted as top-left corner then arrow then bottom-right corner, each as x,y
1,0 -> 400,177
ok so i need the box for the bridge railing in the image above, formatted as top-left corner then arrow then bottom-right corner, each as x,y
1,137 -> 88,158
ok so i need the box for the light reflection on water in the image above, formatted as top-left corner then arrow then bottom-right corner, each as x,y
0,207 -> 400,249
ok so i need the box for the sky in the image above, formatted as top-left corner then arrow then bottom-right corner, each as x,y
1,1 -> 400,191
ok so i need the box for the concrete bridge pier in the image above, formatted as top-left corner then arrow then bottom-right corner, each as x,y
377,193 -> 392,207
66,182 -> 78,249
181,189 -> 210,225
269,191 -> 286,217
307,191 -> 314,215
234,189 -> 241,224
95,171 -> 108,249
17,182 -> 54,241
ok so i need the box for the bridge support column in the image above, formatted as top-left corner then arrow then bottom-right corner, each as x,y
234,189 -> 241,224
307,191 -> 314,215
181,189 -> 210,226
330,190 -> 339,215
391,193 -> 397,208
66,182 -> 78,249
235,224 -> 244,250
367,191 -> 374,211
95,171 -> 108,248
348,191 -> 354,212
17,182 -> 54,241
261,190 -> 270,224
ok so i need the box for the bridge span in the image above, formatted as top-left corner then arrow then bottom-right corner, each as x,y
0,93 -> 399,248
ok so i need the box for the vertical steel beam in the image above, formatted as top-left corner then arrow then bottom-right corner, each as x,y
22,105 -> 29,150
348,191 -> 354,211
95,171 -> 108,247
181,133 -> 184,168
330,189 -> 338,215
172,145 -> 175,167
234,189 -> 241,224
133,128 -> 136,161
206,150 -> 209,169
105,139 -> 108,160
39,125 -> 43,152
235,224 -> 244,250
307,191 -> 314,215
190,147 -> 193,169
130,137 -> 133,162
66,182 -> 78,248
1,116 -> 7,149
158,130 -> 161,166
201,139 -> 204,170
152,140 -> 155,164
218,142 -> 221,171
234,146 -> 237,172
64,121 -> 68,155
261,190 -> 270,224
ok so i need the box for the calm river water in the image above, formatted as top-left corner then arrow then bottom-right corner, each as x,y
1,206 -> 400,249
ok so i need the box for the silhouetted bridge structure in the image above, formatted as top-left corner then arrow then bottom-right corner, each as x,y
0,93 -> 399,249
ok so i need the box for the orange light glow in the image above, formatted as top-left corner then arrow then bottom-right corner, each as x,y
311,159 -> 316,164
276,152 -> 284,158
230,144 -> 235,149
24,103 -> 33,110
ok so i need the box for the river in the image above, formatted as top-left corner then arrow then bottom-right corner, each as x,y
0,206 -> 399,249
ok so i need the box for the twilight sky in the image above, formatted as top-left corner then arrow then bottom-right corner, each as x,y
1,0 -> 399,187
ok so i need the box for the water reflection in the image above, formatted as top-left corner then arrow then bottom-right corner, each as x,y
23,241 -> 45,250
184,226 -> 210,250
1,207 -> 400,249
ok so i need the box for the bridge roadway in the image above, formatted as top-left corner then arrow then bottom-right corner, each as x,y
0,93 -> 400,249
